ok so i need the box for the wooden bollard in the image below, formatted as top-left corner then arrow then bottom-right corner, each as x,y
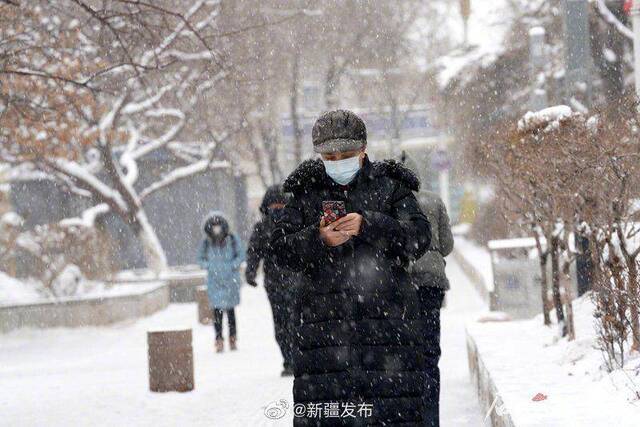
196,286 -> 212,325
147,329 -> 194,392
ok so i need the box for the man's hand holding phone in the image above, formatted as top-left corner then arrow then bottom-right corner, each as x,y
319,216 -> 352,247
333,213 -> 362,236
319,200 -> 363,247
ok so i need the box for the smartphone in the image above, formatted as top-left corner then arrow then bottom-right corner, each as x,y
322,201 -> 347,225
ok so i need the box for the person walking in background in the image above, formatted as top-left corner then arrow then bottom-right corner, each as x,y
272,110 -> 432,426
197,212 -> 246,353
401,151 -> 454,427
245,185 -> 299,377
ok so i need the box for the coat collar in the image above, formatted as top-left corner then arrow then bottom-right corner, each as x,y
283,155 -> 420,193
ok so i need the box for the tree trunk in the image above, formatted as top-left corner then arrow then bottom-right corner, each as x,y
264,127 -> 282,184
324,51 -> 358,110
534,231 -> 551,325
540,251 -> 551,326
551,236 -> 567,336
565,298 -> 575,340
627,258 -> 640,351
562,260 -> 576,340
324,61 -> 334,110
129,209 -> 168,274
388,98 -> 402,158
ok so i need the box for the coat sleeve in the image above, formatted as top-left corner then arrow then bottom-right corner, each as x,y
231,237 -> 246,271
245,222 -> 265,283
272,194 -> 328,272
358,183 -> 431,261
197,239 -> 208,269
438,198 -> 454,257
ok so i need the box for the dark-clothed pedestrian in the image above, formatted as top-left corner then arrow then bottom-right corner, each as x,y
245,185 -> 300,376
412,191 -> 454,426
400,152 -> 455,426
272,110 -> 432,426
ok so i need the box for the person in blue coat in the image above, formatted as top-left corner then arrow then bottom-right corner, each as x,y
197,212 -> 246,353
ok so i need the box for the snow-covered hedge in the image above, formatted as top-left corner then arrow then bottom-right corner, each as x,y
483,98 -> 640,371
1,212 -> 117,299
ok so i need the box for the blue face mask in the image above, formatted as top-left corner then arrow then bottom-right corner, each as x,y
322,154 -> 362,185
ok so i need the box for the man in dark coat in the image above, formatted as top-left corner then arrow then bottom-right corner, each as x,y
272,110 -> 432,426
245,185 -> 299,376
413,191 -> 454,426
401,152 -> 455,426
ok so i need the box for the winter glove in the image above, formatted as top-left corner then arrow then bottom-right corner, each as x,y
247,279 -> 258,287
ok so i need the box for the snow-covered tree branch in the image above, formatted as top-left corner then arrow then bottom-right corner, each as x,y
0,1 -> 255,273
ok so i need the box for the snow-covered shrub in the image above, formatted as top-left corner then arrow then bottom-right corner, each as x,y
577,99 -> 640,367
517,105 -> 574,133
484,96 -> 640,368
481,105 -> 592,337
10,222 -> 116,297
51,264 -> 84,297
592,258 -> 634,371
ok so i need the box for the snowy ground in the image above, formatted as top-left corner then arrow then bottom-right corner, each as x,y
468,295 -> 640,426
0,260 -> 484,426
439,259 -> 486,425
452,237 -> 494,291
0,272 -> 41,305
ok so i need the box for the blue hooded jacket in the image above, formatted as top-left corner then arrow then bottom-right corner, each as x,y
197,212 -> 245,309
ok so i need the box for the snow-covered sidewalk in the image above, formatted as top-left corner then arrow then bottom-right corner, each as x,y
467,295 -> 640,426
0,259 -> 484,426
440,257 -> 486,424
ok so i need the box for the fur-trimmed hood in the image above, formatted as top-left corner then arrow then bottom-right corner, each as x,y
373,158 -> 421,191
202,211 -> 230,239
283,156 -> 420,193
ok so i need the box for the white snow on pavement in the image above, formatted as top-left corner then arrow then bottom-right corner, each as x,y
0,272 -> 41,305
0,260 -> 485,426
440,258 -> 485,425
467,295 -> 640,426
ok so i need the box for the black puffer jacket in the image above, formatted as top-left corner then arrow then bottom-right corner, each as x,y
272,156 -> 431,426
246,186 -> 293,290
246,215 -> 287,289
